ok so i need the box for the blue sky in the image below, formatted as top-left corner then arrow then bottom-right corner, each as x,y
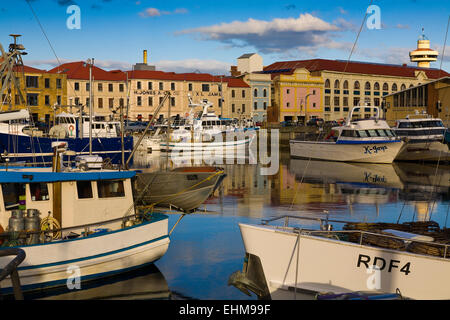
0,0 -> 449,74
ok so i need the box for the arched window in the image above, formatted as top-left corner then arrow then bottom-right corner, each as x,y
401,84 -> 406,91
374,82 -> 380,91
254,89 -> 258,97
365,82 -> 371,90
392,83 -> 398,92
325,79 -> 330,88
354,81 -> 360,89
334,80 -> 340,89
409,84 -> 414,88
382,83 -> 389,91
343,80 -> 349,89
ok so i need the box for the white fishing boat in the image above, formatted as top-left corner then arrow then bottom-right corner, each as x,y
392,111 -> 450,161
160,98 -> 257,154
231,215 -> 450,300
289,106 -> 404,164
0,143 -> 170,295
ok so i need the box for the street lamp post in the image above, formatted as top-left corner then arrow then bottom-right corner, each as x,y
85,58 -> 94,155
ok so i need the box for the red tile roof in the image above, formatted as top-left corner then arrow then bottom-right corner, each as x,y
13,65 -> 47,74
263,58 -> 450,79
48,61 -> 126,81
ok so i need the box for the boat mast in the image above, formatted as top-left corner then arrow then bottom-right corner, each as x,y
86,58 -> 94,155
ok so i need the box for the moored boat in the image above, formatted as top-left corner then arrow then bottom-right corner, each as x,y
231,215 -> 450,300
392,112 -> 450,162
0,145 -> 170,294
289,106 -> 404,164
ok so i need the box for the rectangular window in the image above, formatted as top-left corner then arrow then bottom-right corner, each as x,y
334,96 -> 340,106
44,78 -> 50,89
30,183 -> 49,201
148,82 -> 152,90
98,98 -> 103,109
343,97 -> 348,107
56,78 -> 62,89
77,181 -> 93,199
137,96 -> 142,106
202,84 -> 210,92
86,83 -> 90,91
97,180 -> 125,198
57,96 -> 61,105
242,104 -> 245,113
26,76 -> 39,88
232,90 -> 235,98
148,97 -> 153,106
108,83 -> 113,92
232,104 -> 235,113
109,98 -> 114,108
45,95 -> 50,105
170,97 -> 175,107
159,82 -> 164,90
242,90 -> 245,98
188,83 -> 193,91
74,82 -> 80,91
119,84 -> 124,92
27,94 -> 39,106
325,96 -> 330,106
2,183 -> 25,209
137,81 -> 142,90
171,82 -> 175,90
98,83 -> 103,92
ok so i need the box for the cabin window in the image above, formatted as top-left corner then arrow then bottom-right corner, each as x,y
367,129 -> 378,137
384,130 -> 395,137
375,129 -> 387,137
357,130 -> 368,138
77,181 -> 93,199
97,180 -> 125,198
341,130 -> 357,137
30,183 -> 49,201
2,183 -> 25,210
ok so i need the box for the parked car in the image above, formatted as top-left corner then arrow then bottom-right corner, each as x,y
325,120 -> 339,127
306,118 -> 324,127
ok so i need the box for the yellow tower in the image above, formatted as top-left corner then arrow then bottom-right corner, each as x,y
409,28 -> 438,68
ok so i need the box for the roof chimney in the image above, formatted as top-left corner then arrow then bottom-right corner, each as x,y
143,50 -> 148,65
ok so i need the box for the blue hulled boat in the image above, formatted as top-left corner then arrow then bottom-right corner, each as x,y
0,110 -> 133,166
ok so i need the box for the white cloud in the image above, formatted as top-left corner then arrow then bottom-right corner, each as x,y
177,13 -> 352,54
139,7 -> 188,18
155,59 -> 230,75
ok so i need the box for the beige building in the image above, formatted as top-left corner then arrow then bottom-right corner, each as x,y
49,62 -> 127,118
263,59 -> 450,121
384,77 -> 450,126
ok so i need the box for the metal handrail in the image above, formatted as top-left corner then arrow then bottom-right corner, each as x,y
261,214 -> 450,256
0,248 -> 25,300
0,211 -> 152,242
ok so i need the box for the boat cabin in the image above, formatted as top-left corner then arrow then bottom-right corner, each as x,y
0,168 -> 136,234
393,114 -> 445,143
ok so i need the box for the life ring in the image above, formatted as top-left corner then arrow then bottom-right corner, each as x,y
69,124 -> 75,136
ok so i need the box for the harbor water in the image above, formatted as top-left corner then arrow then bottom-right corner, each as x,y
27,150 -> 450,300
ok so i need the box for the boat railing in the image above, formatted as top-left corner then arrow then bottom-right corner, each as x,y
261,215 -> 450,259
0,248 -> 25,300
0,211 -> 157,246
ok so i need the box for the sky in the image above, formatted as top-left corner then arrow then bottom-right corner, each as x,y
0,0 -> 449,75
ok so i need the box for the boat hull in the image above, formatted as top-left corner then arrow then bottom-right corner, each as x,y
0,214 -> 169,293
134,168 -> 226,212
0,133 -> 133,165
289,140 -> 404,164
239,223 -> 450,300
394,141 -> 450,161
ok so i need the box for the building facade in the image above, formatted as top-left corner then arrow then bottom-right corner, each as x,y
269,68 -> 323,123
384,77 -> 450,126
263,59 -> 450,122
5,65 -> 67,125
49,62 -> 127,118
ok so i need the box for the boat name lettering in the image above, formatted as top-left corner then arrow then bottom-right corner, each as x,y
364,172 -> 386,183
357,254 -> 411,275
363,145 -> 388,155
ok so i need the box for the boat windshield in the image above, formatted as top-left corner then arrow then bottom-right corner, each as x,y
398,120 -> 444,128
